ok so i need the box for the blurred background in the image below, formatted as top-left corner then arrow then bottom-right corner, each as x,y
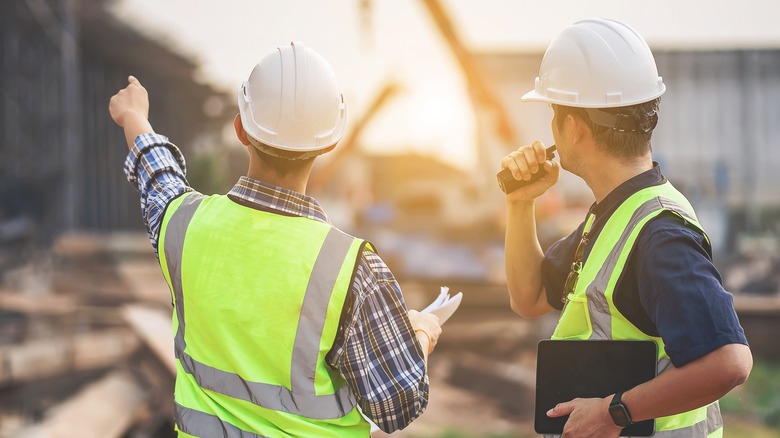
1,0 -> 779,436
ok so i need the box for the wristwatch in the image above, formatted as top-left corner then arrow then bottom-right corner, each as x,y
609,392 -> 633,427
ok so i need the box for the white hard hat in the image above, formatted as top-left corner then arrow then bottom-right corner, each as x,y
522,18 -> 666,108
237,41 -> 347,157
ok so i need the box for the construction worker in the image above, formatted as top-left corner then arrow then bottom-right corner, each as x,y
500,19 -> 752,438
109,41 -> 441,436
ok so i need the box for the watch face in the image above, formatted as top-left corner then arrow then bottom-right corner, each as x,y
609,404 -> 631,427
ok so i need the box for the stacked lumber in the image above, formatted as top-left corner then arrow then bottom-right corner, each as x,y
0,232 -> 176,438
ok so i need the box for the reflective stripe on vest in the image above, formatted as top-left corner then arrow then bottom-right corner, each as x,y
175,402 -> 268,438
585,196 -> 699,344
164,193 -> 358,420
550,182 -> 722,437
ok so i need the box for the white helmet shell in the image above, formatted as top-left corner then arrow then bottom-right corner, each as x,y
237,41 -> 347,154
522,18 -> 666,108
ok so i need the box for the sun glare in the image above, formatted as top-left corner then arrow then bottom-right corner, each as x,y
363,81 -> 476,171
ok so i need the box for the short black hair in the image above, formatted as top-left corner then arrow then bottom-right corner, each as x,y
245,141 -> 316,176
553,98 -> 661,159
248,143 -> 316,177
245,136 -> 337,177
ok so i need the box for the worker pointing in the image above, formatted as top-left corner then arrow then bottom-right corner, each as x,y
500,19 -> 752,438
110,41 -> 441,436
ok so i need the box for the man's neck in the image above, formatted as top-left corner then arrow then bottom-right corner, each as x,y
583,155 -> 653,204
246,163 -> 310,195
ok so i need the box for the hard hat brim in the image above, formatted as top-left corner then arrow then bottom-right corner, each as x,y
520,89 -> 552,104
520,87 -> 666,108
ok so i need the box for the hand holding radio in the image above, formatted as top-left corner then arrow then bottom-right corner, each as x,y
497,143 -> 557,194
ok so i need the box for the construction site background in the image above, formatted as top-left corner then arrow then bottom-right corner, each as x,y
1,0 -> 779,437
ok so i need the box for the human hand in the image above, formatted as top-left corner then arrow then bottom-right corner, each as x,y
547,396 -> 622,438
109,75 -> 149,128
499,140 -> 559,202
407,310 -> 442,354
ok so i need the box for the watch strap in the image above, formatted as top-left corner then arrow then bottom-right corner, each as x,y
609,391 -> 633,427
610,391 -> 624,407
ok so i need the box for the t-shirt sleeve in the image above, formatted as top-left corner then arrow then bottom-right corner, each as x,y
636,216 -> 749,367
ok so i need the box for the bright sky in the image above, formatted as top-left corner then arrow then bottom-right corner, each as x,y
110,0 -> 780,170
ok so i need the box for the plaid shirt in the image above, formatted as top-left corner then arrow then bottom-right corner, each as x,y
124,133 -> 428,433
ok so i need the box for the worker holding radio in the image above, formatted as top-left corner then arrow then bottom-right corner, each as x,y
499,19 -> 752,438
110,42 -> 441,436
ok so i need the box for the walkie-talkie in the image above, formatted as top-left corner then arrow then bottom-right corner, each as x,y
496,145 -> 557,194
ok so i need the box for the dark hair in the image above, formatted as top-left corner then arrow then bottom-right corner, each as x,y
248,142 -> 316,177
553,98 -> 661,159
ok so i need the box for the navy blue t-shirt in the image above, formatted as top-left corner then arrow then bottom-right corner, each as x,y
541,164 -> 748,367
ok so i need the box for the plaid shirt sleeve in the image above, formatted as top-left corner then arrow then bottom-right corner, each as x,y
327,249 -> 429,433
123,133 -> 192,255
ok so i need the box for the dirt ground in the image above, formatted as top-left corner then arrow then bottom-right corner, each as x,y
372,357 -> 537,438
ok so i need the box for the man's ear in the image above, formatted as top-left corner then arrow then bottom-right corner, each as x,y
234,114 -> 251,146
568,113 -> 591,144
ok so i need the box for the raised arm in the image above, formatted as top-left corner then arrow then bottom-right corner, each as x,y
109,76 -> 190,254
501,141 -> 559,318
109,76 -> 155,149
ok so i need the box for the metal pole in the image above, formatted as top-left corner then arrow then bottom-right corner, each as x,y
61,0 -> 82,231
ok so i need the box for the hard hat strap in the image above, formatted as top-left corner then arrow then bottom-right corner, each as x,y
582,108 -> 658,134
584,108 -> 639,132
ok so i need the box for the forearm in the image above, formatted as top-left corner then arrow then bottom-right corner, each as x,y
623,343 -> 752,421
505,200 -> 552,318
121,112 -> 154,151
124,134 -> 190,253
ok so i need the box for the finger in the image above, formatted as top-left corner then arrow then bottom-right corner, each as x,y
547,401 -> 574,418
520,147 -> 539,174
500,154 -> 515,169
512,152 -> 531,180
532,140 -> 547,163
501,154 -> 519,179
128,75 -> 140,86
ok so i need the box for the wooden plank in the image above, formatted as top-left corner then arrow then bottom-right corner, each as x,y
450,351 -> 536,392
133,354 -> 176,424
53,232 -> 154,259
734,293 -> 780,315
0,290 -> 78,315
15,371 -> 146,438
0,328 -> 140,386
116,260 -> 172,304
121,304 -> 176,374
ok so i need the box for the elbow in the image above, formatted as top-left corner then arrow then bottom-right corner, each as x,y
730,346 -> 753,387
370,382 -> 429,433
506,283 -> 552,319
509,299 -> 531,318
509,296 -> 546,319
716,343 -> 753,392
375,416 -> 399,434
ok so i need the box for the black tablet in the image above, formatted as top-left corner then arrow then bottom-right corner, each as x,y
535,339 -> 657,436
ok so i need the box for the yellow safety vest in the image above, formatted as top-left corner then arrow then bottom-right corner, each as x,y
158,192 -> 371,437
550,181 -> 723,438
